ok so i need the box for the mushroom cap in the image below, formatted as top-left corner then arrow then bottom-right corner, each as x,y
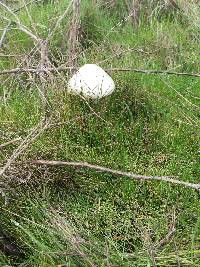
68,64 -> 115,99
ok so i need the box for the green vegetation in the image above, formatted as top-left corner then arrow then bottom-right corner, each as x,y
0,1 -> 199,266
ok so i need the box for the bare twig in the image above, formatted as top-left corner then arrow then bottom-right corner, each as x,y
14,0 -> 42,13
105,67 -> 200,77
0,119 -> 49,177
0,66 -> 200,78
0,1 -> 21,21
143,228 -> 157,267
155,208 -> 176,249
0,137 -> 22,149
37,39 -> 51,109
0,66 -> 73,75
16,23 -> 40,42
0,1 -> 40,42
21,0 -> 38,35
21,160 -> 200,191
50,209 -> 96,267
0,21 -> 11,49
46,0 -> 73,42
0,0 -> 52,109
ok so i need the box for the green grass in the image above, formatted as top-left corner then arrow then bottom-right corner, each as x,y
0,1 -> 200,266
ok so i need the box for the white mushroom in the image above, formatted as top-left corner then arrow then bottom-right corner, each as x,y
68,64 -> 115,99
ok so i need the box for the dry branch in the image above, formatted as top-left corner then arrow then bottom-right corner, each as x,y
14,0 -> 42,13
0,21 -> 11,49
0,66 -> 200,78
24,160 -> 200,191
0,120 -> 49,177
46,0 -> 73,41
0,2 -> 39,42
0,137 -> 22,149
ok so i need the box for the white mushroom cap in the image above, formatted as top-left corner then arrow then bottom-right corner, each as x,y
68,64 -> 115,99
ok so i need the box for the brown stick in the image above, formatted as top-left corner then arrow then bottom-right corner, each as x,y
26,160 -> 200,191
0,66 -> 200,78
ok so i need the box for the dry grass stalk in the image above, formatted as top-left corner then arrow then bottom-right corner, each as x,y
131,0 -> 140,27
50,208 -> 96,267
67,0 -> 80,74
124,0 -> 140,28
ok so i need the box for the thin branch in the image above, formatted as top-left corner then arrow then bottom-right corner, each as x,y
46,0 -> 73,41
24,160 -> 200,191
0,66 -> 200,78
0,120 -> 49,177
0,137 -> 22,149
0,1 -> 21,22
16,23 -> 40,42
155,208 -> 176,249
21,0 -> 38,36
0,21 -> 12,49
0,1 -> 40,42
106,67 -> 200,78
14,0 -> 42,13
0,66 -> 72,75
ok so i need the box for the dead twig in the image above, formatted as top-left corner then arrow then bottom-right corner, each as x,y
50,209 -> 96,267
21,160 -> 200,191
0,66 -> 200,78
46,0 -> 73,42
14,0 -> 42,13
0,119 -> 50,177
155,208 -> 176,250
37,39 -> 51,110
0,21 -> 12,49
0,0 -> 52,110
0,1 -> 40,42
106,67 -> 200,77
0,137 -> 22,149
